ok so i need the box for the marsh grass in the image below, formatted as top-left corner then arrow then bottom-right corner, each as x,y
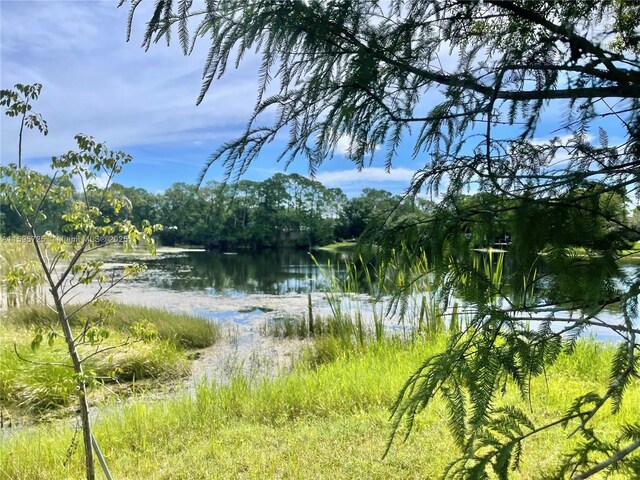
0,304 -> 219,414
261,252 -> 456,355
260,315 -> 310,339
260,313 -> 382,367
0,239 -> 45,309
0,329 -> 188,412
6,303 -> 220,348
261,313 -> 371,341
1,336 -> 637,479
315,241 -> 358,251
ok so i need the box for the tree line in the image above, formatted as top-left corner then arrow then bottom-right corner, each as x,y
0,172 -> 434,249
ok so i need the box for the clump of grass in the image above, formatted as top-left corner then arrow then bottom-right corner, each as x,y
260,315 -> 309,339
261,310 -> 436,369
312,250 -> 451,345
0,337 -> 77,411
91,340 -> 189,383
0,303 -> 217,414
261,252 -> 451,365
0,327 -> 188,412
261,251 -> 452,369
261,313 -> 364,339
548,337 -> 615,382
261,312 -> 385,366
6,303 -> 220,349
316,241 -> 358,251
192,336 -> 447,425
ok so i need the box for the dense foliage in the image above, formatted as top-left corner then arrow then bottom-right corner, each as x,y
2,173 -> 431,249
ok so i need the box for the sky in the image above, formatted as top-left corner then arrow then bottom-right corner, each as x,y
0,0 -> 419,196
0,1 -> 629,200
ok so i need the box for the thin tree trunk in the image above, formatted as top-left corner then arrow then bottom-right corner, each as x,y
28,232 -> 96,480
17,98 -> 29,169
52,291 -> 95,480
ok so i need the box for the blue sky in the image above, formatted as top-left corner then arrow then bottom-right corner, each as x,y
0,0 -> 419,196
1,1 -> 629,200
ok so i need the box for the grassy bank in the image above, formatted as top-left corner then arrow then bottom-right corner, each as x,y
316,241 -> 358,252
566,240 -> 640,258
0,304 -> 219,417
6,303 -> 219,349
1,337 -> 637,479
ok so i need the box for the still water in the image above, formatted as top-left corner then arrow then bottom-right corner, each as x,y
102,248 -> 638,342
121,249 -> 347,295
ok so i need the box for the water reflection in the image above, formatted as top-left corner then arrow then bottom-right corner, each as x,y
99,248 -> 638,342
121,249 -> 349,295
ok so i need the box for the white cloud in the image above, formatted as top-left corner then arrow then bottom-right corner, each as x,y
530,133 -> 595,146
0,1 -> 261,163
332,134 -> 383,158
315,167 -> 415,188
19,160 -> 111,194
334,135 -> 353,156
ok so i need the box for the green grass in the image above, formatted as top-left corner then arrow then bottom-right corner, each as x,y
0,304 -> 220,415
0,329 -> 187,412
316,241 -> 358,251
0,238 -> 44,308
566,241 -> 640,258
262,313 -> 373,339
1,336 -> 637,479
6,303 -> 220,349
621,241 -> 640,257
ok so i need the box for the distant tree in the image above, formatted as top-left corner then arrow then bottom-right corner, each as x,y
156,182 -> 209,245
109,183 -> 160,226
224,179 -> 260,247
122,2 -> 640,475
336,188 -> 429,242
278,173 -> 339,247
150,174 -> 346,249
1,198 -> 29,236
251,175 -> 291,247
337,188 -> 401,240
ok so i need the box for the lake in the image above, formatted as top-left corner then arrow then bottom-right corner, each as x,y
96,248 -> 639,344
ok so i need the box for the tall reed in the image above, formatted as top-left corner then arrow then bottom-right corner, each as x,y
308,249 -> 450,346
472,247 -> 505,306
0,238 -> 44,309
261,248 -> 484,365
